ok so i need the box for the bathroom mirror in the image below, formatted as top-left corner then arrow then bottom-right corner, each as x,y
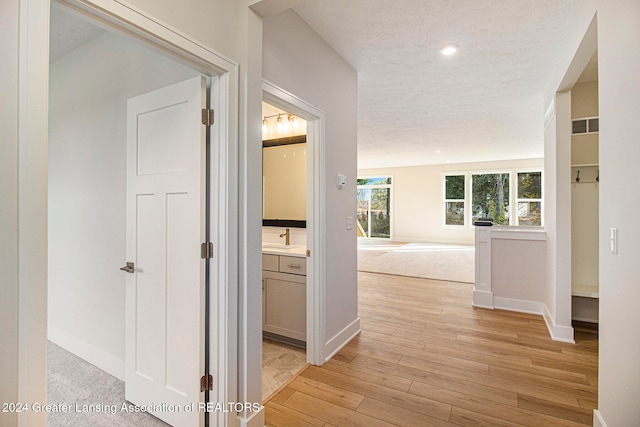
263,136 -> 307,228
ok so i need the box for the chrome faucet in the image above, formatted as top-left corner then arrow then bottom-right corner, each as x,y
279,228 -> 291,246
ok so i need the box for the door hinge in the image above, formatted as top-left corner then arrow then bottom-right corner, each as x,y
201,108 -> 214,126
201,242 -> 214,259
200,373 -> 213,392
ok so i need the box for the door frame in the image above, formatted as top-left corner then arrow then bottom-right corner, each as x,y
19,1 -> 239,425
262,80 -> 326,365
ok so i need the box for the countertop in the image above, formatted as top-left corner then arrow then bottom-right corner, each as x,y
262,243 -> 307,258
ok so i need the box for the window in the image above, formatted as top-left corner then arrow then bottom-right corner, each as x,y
445,175 -> 465,225
517,172 -> 542,226
472,173 -> 510,225
357,177 -> 391,238
442,170 -> 542,227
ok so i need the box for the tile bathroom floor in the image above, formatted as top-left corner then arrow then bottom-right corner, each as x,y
262,338 -> 308,400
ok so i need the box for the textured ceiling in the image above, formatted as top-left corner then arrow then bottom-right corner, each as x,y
293,0 -> 583,168
50,1 -> 587,168
49,4 -> 105,63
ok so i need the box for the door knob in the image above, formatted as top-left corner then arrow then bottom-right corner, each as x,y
120,262 -> 135,273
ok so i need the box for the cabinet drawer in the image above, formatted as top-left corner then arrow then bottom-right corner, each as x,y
262,254 -> 279,272
279,256 -> 306,275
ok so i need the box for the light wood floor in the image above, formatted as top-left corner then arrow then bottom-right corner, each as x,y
264,271 -> 598,426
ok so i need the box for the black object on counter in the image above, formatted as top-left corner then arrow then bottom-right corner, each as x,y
473,218 -> 494,226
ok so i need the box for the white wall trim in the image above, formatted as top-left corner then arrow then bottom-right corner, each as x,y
237,405 -> 265,427
48,325 -> 125,381
491,228 -> 547,241
543,304 -> 575,343
494,297 -> 543,315
262,79 -> 327,366
41,2 -> 240,426
59,0 -> 236,71
323,318 -> 360,363
544,99 -> 556,130
593,410 -> 607,427
473,227 -> 493,309
472,289 -> 494,309
16,2 -> 50,425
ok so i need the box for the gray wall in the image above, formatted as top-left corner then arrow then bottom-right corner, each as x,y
263,9 -> 359,354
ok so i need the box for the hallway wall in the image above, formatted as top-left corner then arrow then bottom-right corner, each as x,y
263,9 -> 360,359
596,0 -> 640,424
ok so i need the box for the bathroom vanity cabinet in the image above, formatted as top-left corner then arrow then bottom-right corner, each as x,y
262,253 -> 306,342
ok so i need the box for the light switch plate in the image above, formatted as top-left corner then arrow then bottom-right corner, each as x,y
610,227 -> 618,254
346,216 -> 354,230
337,174 -> 346,189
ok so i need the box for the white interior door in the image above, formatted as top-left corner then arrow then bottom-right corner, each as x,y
125,76 -> 206,426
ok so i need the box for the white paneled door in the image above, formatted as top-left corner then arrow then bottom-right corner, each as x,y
125,76 -> 206,426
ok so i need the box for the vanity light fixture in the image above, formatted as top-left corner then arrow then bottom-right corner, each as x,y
261,112 -> 302,138
441,44 -> 458,56
288,114 -> 298,130
276,114 -> 284,132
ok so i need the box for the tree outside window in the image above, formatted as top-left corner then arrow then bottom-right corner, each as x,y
472,173 -> 510,225
444,170 -> 542,227
517,172 -> 542,226
357,177 -> 391,238
445,175 -> 465,225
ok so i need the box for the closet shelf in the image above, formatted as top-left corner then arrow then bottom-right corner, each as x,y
572,283 -> 599,299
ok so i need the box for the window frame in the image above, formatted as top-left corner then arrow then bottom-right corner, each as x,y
443,174 -> 466,226
470,171 -> 512,226
441,169 -> 544,227
515,170 -> 544,227
357,175 -> 394,239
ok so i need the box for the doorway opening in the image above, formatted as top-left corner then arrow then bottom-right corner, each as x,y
570,50 -> 600,326
261,100 -> 308,398
47,2 -> 237,426
260,81 -> 325,400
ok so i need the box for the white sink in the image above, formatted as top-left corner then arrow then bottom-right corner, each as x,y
262,243 -> 299,250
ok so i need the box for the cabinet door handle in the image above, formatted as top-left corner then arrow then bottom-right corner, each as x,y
287,264 -> 301,269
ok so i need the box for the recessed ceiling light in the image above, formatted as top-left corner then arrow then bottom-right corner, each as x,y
436,150 -> 442,154
441,44 -> 458,56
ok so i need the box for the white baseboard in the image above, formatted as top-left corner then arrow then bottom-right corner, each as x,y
323,318 -> 361,363
237,405 -> 264,427
494,297 -> 543,315
48,324 -> 125,381
543,305 -> 575,343
472,288 -> 494,309
593,409 -> 607,427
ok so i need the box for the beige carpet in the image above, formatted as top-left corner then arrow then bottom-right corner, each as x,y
47,342 -> 169,427
358,241 -> 475,283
